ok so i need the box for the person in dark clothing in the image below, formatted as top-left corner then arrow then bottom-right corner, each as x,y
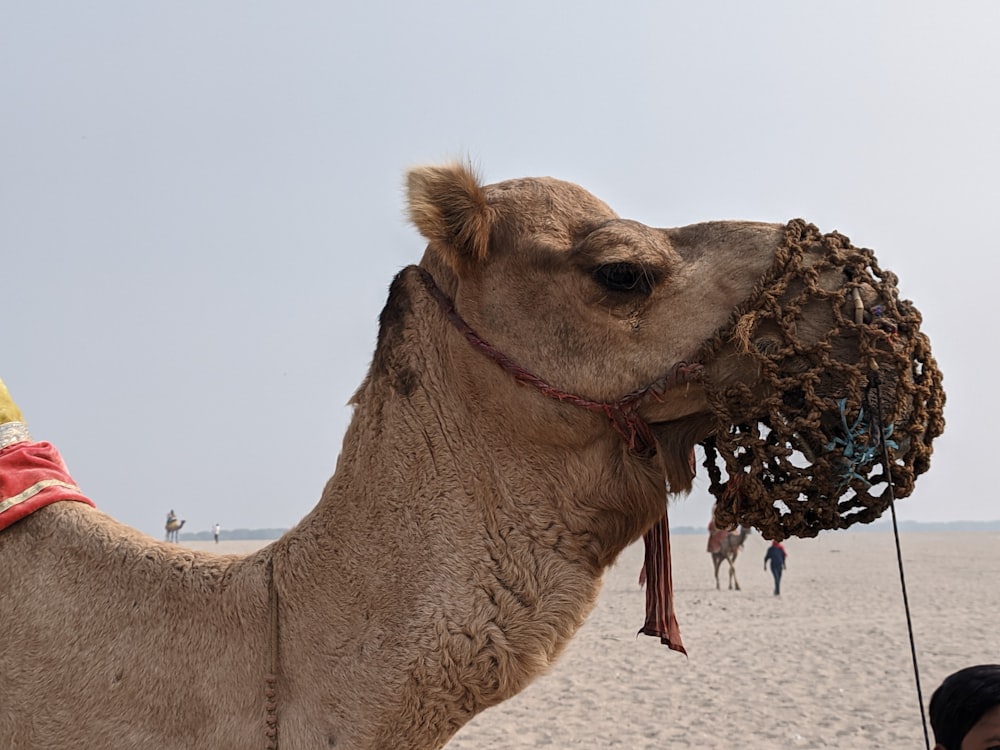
763,540 -> 786,595
929,664 -> 1000,750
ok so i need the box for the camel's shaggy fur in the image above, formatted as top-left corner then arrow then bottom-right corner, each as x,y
0,164 -> 882,748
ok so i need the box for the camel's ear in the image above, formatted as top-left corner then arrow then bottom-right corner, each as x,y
406,162 -> 494,269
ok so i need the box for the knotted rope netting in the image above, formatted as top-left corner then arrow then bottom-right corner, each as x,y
699,219 -> 945,540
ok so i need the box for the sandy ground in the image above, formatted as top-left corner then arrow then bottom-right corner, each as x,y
185,531 -> 1000,748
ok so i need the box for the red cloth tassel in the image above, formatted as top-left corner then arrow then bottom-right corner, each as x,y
0,440 -> 95,531
638,511 -> 686,654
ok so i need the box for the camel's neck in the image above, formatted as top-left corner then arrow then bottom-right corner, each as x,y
271,267 -> 667,749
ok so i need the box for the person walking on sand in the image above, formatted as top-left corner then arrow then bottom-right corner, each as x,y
213,523 -> 220,544
929,664 -> 1000,750
763,540 -> 786,595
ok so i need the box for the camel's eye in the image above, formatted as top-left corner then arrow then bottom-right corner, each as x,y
594,263 -> 653,295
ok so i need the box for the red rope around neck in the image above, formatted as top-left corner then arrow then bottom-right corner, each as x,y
416,267 -> 703,458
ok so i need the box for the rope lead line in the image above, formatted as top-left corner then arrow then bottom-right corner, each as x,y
874,371 -> 930,750
265,556 -> 280,750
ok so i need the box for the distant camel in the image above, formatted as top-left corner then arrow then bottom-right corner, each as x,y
0,162 -> 940,748
165,517 -> 185,543
710,524 -> 749,590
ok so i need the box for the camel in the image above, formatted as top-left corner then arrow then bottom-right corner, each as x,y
709,524 -> 749,591
0,163 -> 935,749
165,517 -> 186,542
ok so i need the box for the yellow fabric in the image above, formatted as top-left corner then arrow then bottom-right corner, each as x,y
0,378 -> 24,425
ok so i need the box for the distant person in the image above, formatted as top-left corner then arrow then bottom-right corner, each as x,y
763,539 -> 786,595
929,664 -> 1000,750
213,523 -> 221,544
166,509 -> 177,525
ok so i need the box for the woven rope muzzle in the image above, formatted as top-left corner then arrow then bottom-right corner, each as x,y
699,220 -> 945,540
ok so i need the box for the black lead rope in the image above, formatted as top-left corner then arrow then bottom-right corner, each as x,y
871,369 -> 931,750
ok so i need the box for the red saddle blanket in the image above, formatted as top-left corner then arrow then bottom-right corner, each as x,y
0,440 -> 94,531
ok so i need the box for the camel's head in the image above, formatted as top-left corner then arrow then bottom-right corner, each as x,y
405,163 -> 944,540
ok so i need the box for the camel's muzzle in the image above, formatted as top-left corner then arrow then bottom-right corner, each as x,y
697,220 -> 945,540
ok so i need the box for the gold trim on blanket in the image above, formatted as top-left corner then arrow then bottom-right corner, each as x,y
0,479 -> 82,514
0,422 -> 31,451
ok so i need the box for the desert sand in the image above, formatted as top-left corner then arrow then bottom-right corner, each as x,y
186,530 -> 1000,748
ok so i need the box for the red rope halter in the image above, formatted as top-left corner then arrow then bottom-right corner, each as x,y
416,267 -> 703,458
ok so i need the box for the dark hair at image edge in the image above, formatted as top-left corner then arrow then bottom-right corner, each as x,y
930,665 -> 1000,750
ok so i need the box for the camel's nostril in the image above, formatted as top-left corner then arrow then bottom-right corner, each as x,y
754,337 -> 780,355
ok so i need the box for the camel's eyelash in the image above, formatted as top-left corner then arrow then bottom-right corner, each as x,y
593,262 -> 655,296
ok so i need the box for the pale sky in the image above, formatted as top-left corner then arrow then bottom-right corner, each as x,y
3,2 -> 998,538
